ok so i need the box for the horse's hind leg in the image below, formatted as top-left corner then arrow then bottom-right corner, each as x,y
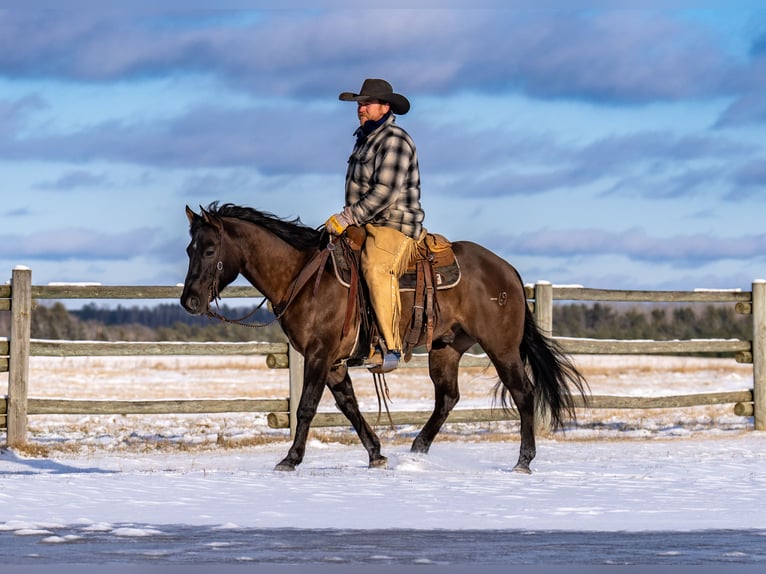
493,350 -> 537,473
411,344 -> 462,454
326,369 -> 387,468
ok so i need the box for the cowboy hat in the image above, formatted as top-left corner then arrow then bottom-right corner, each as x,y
338,78 -> 410,115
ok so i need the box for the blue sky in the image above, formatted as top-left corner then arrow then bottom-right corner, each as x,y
1,2 -> 766,297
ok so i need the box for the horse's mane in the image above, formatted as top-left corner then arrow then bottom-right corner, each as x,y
205,201 -> 322,251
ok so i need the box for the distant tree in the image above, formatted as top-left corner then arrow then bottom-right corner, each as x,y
0,300 -> 753,352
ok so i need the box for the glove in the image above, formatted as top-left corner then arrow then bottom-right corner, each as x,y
325,210 -> 353,236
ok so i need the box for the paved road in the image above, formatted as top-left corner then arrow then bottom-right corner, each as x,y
2,526 -> 766,567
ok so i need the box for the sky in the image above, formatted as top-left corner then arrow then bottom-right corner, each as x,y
2,2 -> 766,298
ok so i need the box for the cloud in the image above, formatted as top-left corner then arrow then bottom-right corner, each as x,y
178,171 -> 254,198
728,159 -> 766,198
602,166 -> 725,200
3,207 -> 34,217
0,9 -> 745,104
0,11 -> 456,92
0,95 -> 47,131
431,166 -> 586,199
430,129 -> 754,200
415,120 -> 565,171
0,227 -> 162,261
485,227 -> 766,266
711,29 -> 766,127
0,8 -> 763,216
33,170 -> 112,190
578,132 -> 750,169
474,10 -> 735,103
0,100 -> 350,172
1,88 -> 760,205
566,131 -> 752,200
715,93 -> 766,128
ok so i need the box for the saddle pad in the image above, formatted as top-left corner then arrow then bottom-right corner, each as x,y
330,244 -> 461,291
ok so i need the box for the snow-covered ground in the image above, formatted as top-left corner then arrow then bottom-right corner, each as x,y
1,354 -> 765,566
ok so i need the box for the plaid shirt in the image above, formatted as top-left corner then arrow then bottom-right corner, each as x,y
344,114 -> 424,239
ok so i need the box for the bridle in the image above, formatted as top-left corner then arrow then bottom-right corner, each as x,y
200,217 -> 336,329
206,289 -> 273,329
198,219 -> 278,329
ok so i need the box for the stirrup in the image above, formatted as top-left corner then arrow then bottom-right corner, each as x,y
365,349 -> 401,373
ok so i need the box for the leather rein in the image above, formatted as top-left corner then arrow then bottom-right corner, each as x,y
204,229 -> 337,329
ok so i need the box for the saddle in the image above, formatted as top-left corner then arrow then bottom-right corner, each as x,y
331,225 -> 461,366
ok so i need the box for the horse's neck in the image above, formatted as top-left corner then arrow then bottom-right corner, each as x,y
230,221 -> 312,304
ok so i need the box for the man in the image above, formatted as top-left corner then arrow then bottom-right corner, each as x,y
325,78 -> 425,373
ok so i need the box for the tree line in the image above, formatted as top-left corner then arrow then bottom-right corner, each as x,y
0,301 -> 752,346
554,302 -> 751,341
0,302 -> 287,342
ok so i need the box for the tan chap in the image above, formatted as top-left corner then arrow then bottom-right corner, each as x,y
361,224 -> 417,353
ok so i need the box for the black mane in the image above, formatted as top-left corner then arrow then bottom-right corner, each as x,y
206,201 -> 322,251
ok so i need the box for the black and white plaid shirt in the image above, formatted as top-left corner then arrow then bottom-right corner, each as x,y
344,114 -> 424,240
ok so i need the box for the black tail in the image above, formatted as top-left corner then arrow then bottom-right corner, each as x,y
518,304 -> 589,430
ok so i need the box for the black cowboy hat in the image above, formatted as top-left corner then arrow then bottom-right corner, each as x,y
339,78 -> 410,115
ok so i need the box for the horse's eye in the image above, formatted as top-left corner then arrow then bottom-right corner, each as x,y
204,247 -> 216,258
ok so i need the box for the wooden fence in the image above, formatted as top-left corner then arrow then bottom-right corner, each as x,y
2,266 -> 764,447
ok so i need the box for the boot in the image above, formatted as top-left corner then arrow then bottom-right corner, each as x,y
365,346 -> 401,373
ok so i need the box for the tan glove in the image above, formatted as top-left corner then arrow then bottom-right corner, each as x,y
325,210 -> 353,236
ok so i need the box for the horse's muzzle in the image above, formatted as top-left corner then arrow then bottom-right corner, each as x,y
181,294 -> 206,316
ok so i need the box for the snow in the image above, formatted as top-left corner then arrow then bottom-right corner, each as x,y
3,434 -> 766,532
1,354 -> 766,566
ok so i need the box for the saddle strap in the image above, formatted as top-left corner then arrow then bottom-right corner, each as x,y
424,261 -> 435,350
404,260 -> 426,355
403,258 -> 436,361
342,241 -> 360,338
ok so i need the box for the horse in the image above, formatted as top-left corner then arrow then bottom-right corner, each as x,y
181,202 -> 588,473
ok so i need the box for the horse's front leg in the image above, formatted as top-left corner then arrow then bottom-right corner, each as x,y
274,359 -> 327,472
326,366 -> 387,469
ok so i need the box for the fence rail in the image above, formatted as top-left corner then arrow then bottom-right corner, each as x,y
2,266 -> 764,447
265,390 -> 756,429
3,340 -> 288,357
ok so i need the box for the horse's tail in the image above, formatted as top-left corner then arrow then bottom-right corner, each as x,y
518,303 -> 590,430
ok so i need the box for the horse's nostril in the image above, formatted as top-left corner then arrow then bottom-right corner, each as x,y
183,295 -> 200,314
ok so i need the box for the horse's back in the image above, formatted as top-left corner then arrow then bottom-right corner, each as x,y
433,240 -> 528,338
451,240 -> 526,295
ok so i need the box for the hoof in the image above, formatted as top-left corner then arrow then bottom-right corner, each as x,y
369,456 -> 388,469
512,464 -> 532,474
274,461 -> 297,472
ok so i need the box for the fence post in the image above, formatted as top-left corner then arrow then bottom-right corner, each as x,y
533,281 -> 553,335
752,280 -> 766,431
532,281 -> 554,433
287,344 -> 304,439
8,266 -> 32,447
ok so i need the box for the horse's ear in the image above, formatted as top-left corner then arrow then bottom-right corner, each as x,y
199,206 -> 222,230
185,205 -> 197,225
